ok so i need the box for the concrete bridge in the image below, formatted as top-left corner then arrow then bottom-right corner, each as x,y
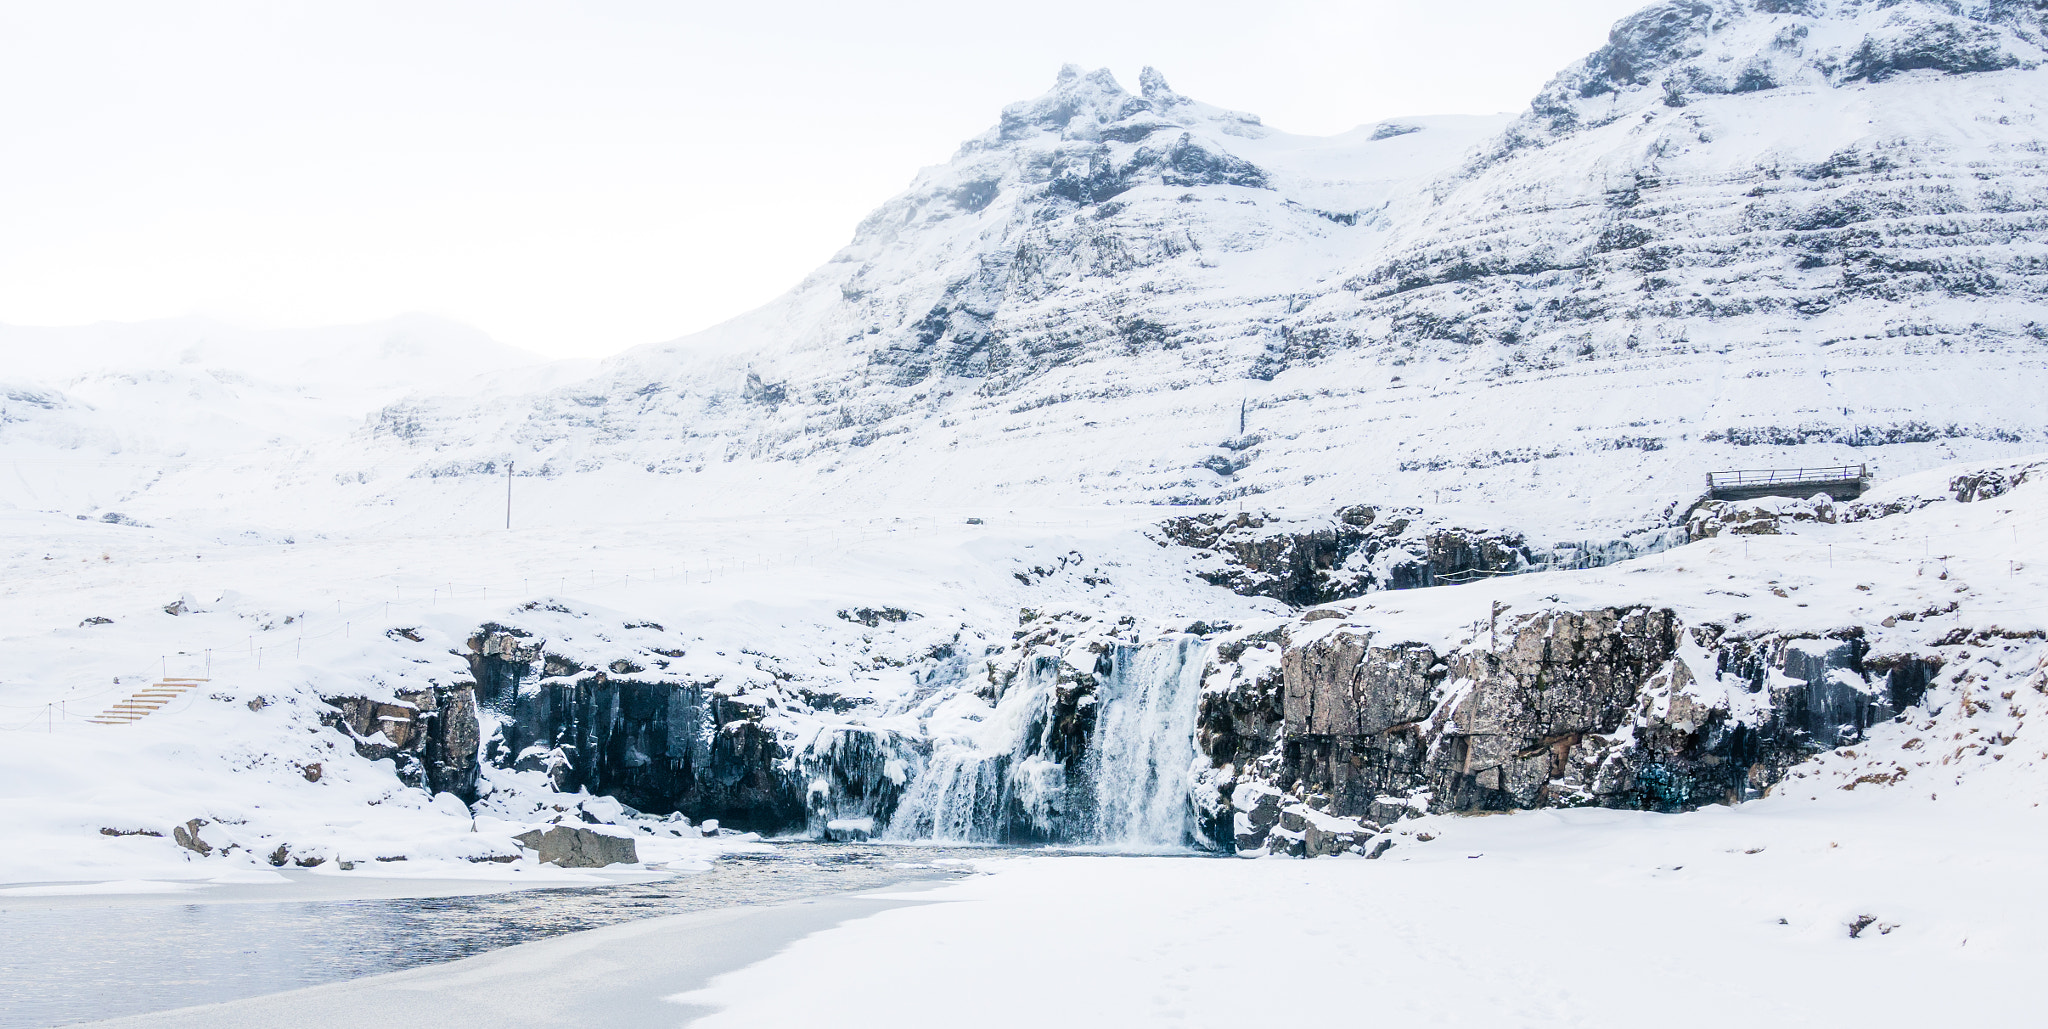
1706,464 -> 1871,504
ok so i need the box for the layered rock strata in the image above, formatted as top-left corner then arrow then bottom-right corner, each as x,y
320,685 -> 481,801
1205,604 -> 1943,854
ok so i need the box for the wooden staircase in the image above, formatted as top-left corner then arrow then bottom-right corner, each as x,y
86,678 -> 210,725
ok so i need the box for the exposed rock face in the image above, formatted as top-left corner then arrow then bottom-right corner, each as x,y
1161,506 -> 1677,607
171,818 -> 212,855
320,685 -> 480,801
496,676 -> 801,829
513,824 -> 639,867
1949,459 -> 2048,504
800,727 -> 918,838
1687,495 -> 1838,538
1209,604 -> 1942,852
1158,507 -> 1537,607
465,623 -> 543,702
469,625 -> 912,834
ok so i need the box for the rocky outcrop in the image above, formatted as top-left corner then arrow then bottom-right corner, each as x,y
513,824 -> 639,868
495,676 -> 802,829
1208,604 -> 1940,853
1161,506 -> 1677,607
799,727 -> 920,838
465,623 -> 544,702
1158,506 -> 1539,607
320,685 -> 481,801
470,623 -> 915,835
1687,495 -> 1839,538
1949,459 -> 2048,504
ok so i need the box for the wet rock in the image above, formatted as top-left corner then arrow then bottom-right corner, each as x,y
513,825 -> 639,868
802,727 -> 921,838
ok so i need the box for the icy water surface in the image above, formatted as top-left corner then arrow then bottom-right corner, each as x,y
0,843 -> 987,1028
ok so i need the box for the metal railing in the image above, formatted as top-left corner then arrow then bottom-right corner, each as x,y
1707,465 -> 1869,492
1434,567 -> 1518,586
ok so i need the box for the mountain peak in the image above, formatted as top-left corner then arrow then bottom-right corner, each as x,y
995,65 -> 1143,142
1500,0 -> 2047,152
1138,66 -> 1179,102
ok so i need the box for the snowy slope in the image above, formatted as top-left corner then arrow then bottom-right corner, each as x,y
0,316 -> 552,521
89,72 -> 1514,536
85,0 -> 2048,545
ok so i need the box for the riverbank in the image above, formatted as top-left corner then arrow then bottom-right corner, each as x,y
83,884 -> 954,1028
3,843 -> 979,1027
63,779 -> 2048,1028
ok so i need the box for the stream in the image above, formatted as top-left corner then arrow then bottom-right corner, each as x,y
0,842 -> 988,1028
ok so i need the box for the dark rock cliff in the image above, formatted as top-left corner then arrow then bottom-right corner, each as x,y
463,626 -> 911,834
1206,605 -> 1944,853
320,685 -> 481,802
1159,505 -> 1675,608
1157,506 -> 1537,607
493,676 -> 800,828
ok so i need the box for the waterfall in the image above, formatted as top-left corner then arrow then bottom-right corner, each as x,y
886,636 -> 1210,848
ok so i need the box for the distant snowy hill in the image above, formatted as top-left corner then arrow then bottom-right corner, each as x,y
0,315 -> 549,519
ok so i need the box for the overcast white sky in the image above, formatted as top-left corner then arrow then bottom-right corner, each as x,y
0,1 -> 1645,359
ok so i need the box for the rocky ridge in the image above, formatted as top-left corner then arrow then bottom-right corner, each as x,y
203,0 -> 2048,550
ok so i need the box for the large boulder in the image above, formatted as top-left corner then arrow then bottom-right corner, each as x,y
513,825 -> 639,868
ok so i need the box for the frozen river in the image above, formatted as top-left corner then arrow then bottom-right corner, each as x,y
0,843 -> 985,1028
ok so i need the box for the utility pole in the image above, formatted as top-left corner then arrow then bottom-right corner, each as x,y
505,460 -> 514,530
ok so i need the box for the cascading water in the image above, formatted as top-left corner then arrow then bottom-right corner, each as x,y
887,635 -> 1211,848
1081,638 -> 1208,846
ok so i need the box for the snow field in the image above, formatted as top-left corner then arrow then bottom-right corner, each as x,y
676,785 -> 2048,1028
0,503 -> 1277,884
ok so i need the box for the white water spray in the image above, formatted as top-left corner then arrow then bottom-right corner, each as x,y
888,636 -> 1211,847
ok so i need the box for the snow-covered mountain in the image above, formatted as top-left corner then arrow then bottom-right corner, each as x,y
11,0 -> 2048,895
87,0 -> 2036,544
